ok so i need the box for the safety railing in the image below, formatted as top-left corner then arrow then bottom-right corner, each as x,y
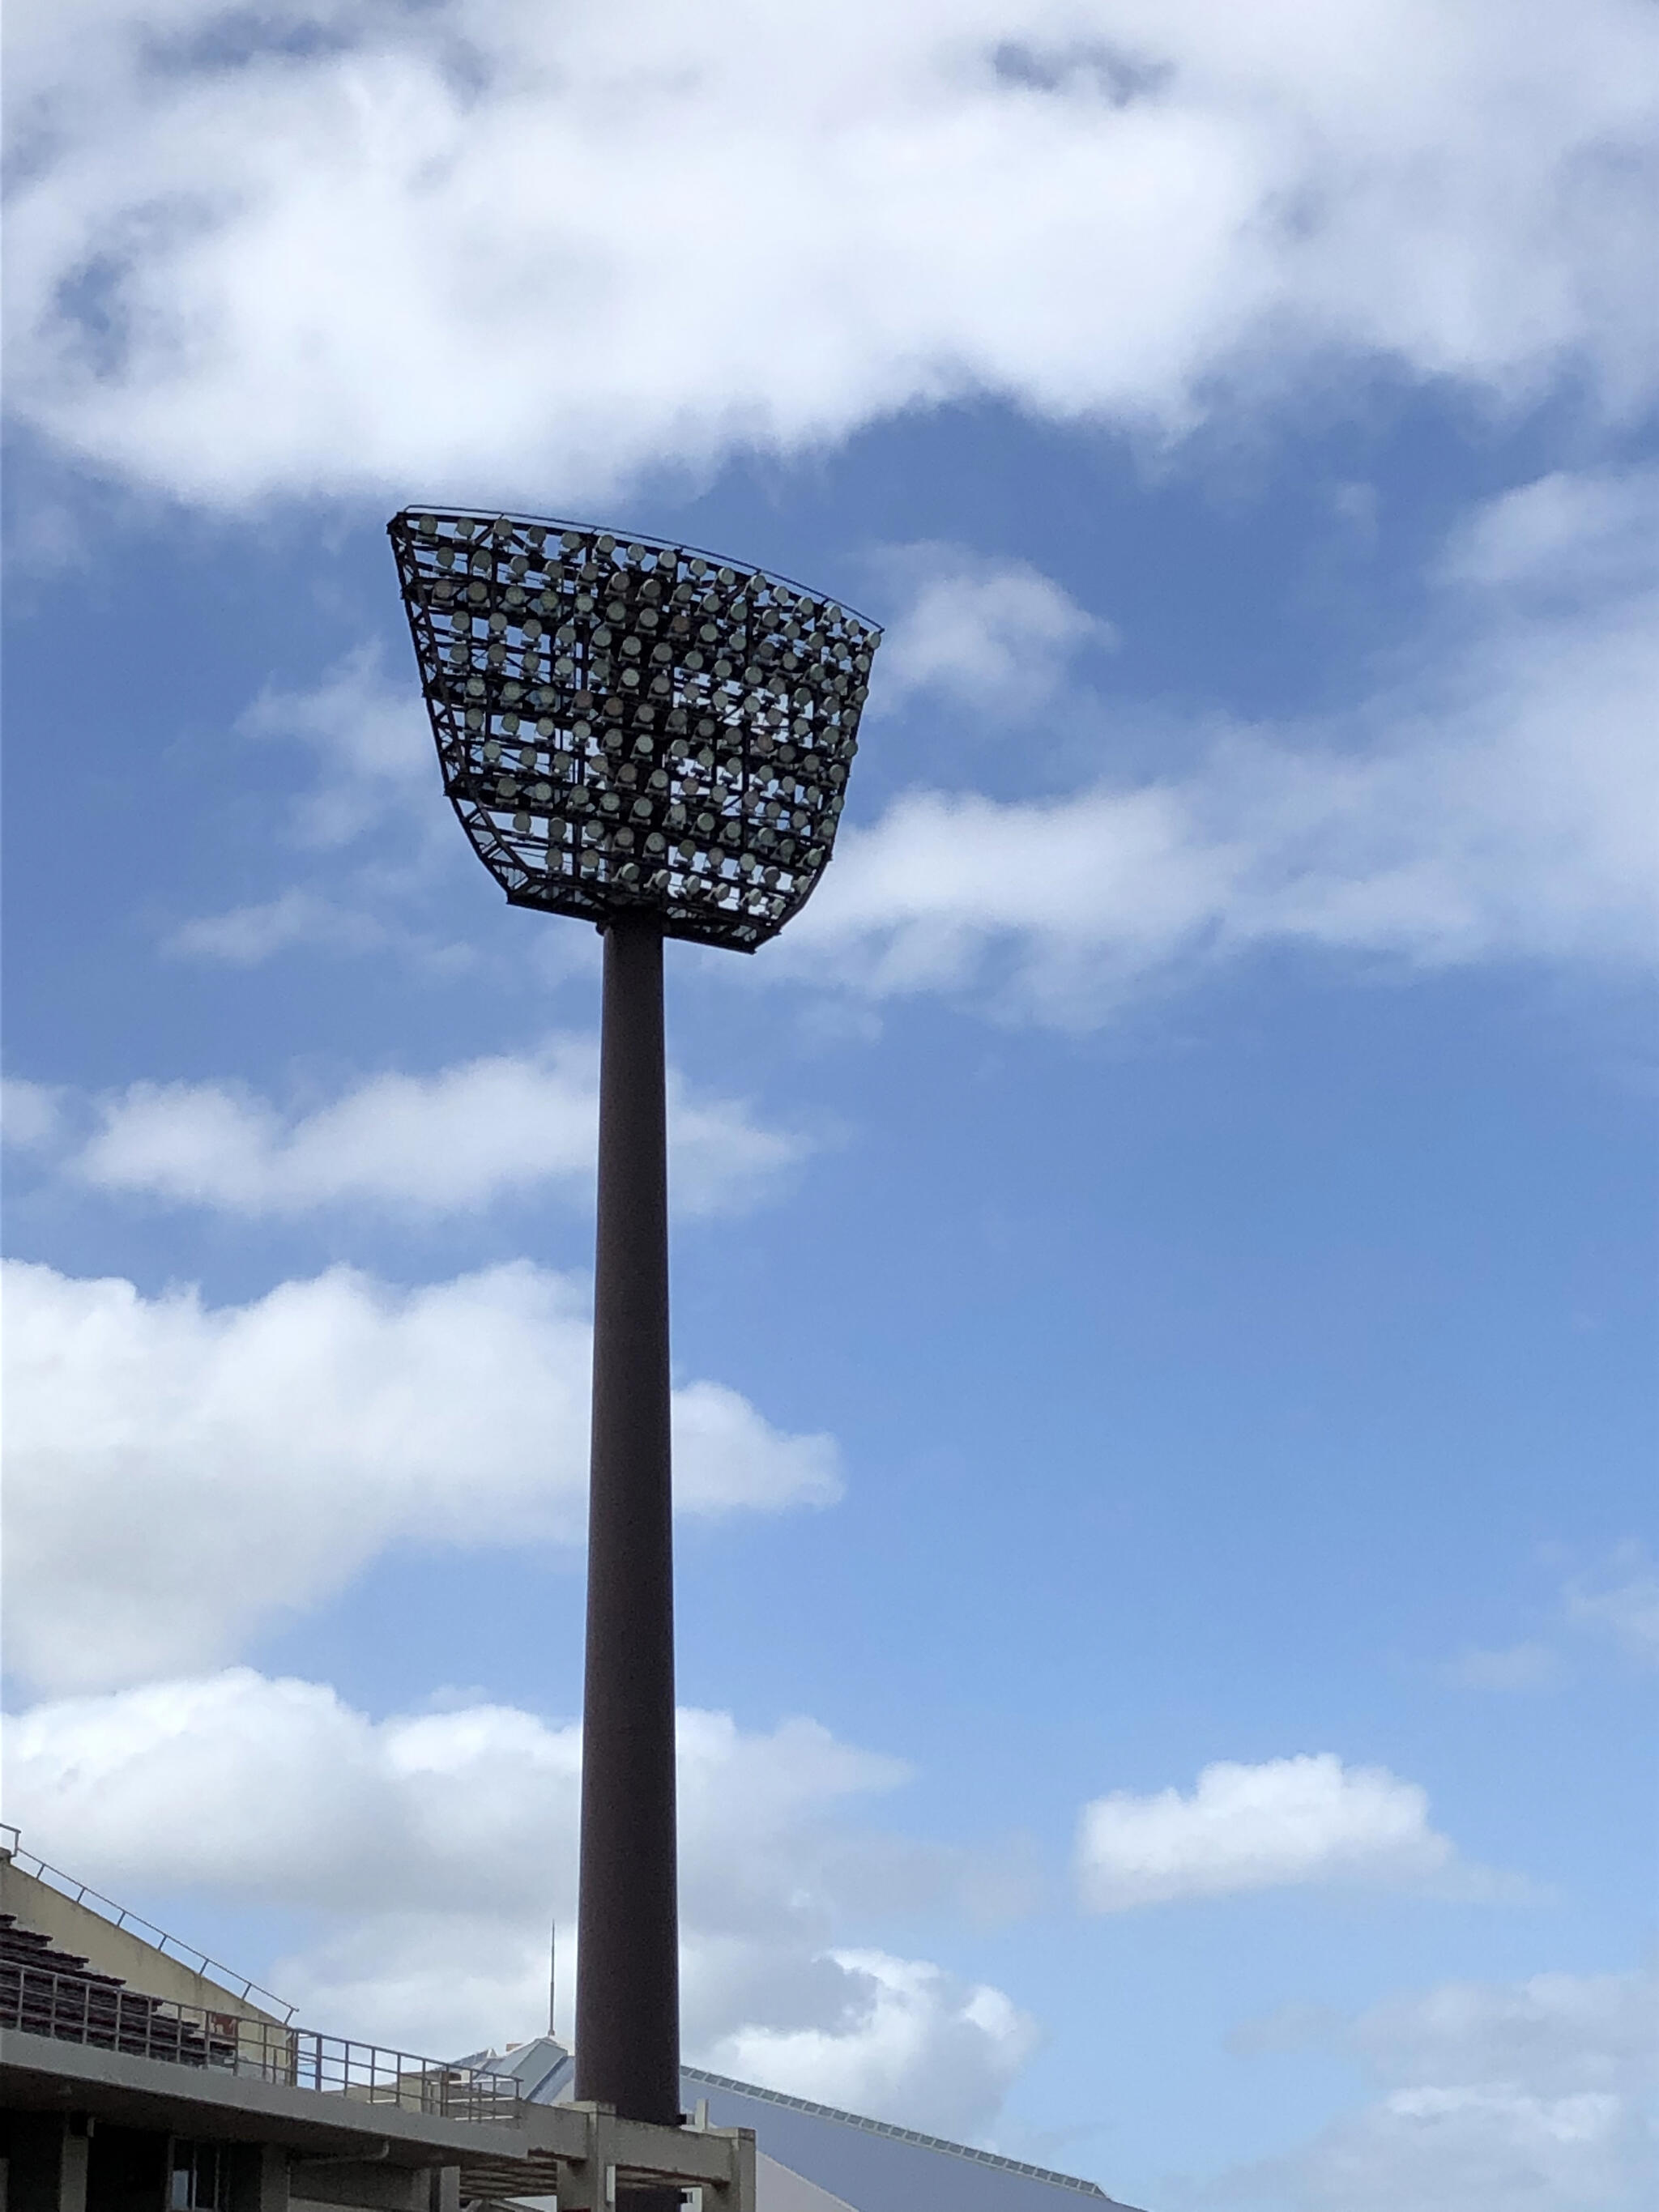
0,1963 -> 520,2124
0,1824 -> 296,2024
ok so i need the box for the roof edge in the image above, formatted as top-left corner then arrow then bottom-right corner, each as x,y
680,2065 -> 1111,2200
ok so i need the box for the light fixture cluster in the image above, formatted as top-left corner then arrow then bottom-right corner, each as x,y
389,509 -> 881,950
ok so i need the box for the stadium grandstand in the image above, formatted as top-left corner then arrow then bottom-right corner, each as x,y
1,1831 -> 1145,2212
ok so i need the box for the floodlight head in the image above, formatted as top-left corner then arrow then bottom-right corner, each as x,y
388,509 -> 881,951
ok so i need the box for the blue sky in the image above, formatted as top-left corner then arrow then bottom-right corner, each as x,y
2,6 -> 1656,2208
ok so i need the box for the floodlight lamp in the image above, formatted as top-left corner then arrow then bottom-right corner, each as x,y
389,509 -> 880,952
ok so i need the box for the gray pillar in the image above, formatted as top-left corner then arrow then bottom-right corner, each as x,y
574,914 -> 681,2133
55,2129 -> 87,2212
231,2144 -> 289,2212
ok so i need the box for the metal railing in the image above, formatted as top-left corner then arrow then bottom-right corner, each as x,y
0,1824 -> 296,2024
0,1963 -> 520,2124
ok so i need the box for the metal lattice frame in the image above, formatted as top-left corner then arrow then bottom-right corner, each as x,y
389,509 -> 881,951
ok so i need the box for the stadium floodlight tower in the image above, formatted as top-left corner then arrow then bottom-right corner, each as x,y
388,509 -> 881,2163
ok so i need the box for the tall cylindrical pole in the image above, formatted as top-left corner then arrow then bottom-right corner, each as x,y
575,912 -> 681,2131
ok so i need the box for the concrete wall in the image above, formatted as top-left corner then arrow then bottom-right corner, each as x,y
0,1862 -> 285,2031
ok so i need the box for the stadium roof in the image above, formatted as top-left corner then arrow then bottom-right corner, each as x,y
464,2039 -> 1149,2212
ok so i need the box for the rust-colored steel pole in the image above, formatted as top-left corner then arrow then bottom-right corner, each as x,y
575,911 -> 681,2147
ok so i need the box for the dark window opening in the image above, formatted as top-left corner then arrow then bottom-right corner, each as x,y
168,2142 -> 224,2211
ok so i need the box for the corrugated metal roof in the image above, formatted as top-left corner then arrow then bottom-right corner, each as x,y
682,2066 -> 1113,2199
465,2040 -> 1148,2212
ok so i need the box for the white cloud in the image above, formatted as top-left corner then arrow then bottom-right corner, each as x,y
165,889 -> 396,965
72,1039 -> 803,1219
787,470 -> 1659,1016
874,544 -> 1111,716
1565,1544 -> 1659,1668
3,3 -> 1654,505
0,1667 -> 1036,2141
1438,466 -> 1659,600
160,647 -> 488,962
1446,1643 -> 1562,1692
1226,1965 -> 1659,2211
1074,1753 -> 1499,1909
1439,1540 -> 1659,1690
703,1950 -> 1040,2143
0,1077 -> 62,1148
151,649 -> 480,968
161,648 -> 567,967
236,646 -> 434,850
1,1257 -> 841,1692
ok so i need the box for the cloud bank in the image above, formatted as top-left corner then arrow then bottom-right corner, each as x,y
2,1258 -> 841,1692
787,468 -> 1659,1016
1228,1965 -> 1659,2210
1,1668 -> 1035,2142
67,1040 -> 803,1219
6,2 -> 1655,504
